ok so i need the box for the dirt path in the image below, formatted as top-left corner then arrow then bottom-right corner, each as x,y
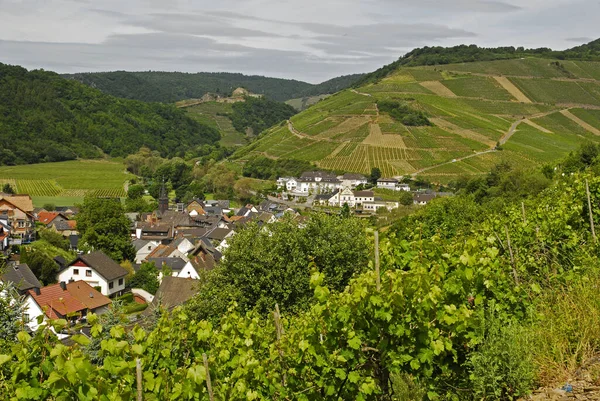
560,109 -> 600,135
351,89 -> 372,97
498,118 -> 525,145
522,119 -> 552,133
431,118 -> 497,147
419,81 -> 457,98
410,150 -> 497,177
287,120 -> 335,142
493,76 -> 532,103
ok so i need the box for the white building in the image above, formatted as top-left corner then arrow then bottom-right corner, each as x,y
57,251 -> 128,297
132,239 -> 160,264
377,178 -> 399,190
363,201 -> 400,213
297,172 -> 342,194
277,177 -> 298,191
338,173 -> 368,189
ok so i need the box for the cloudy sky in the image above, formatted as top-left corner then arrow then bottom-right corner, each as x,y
0,0 -> 597,83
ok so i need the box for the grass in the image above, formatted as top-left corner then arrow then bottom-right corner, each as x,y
0,160 -> 129,206
185,101 -> 246,147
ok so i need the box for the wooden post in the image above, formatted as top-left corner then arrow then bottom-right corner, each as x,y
374,231 -> 381,291
505,226 -> 519,285
136,358 -> 143,401
203,353 -> 214,401
521,202 -> 526,224
586,179 -> 597,243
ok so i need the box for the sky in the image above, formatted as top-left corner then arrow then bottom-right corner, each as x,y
0,0 -> 598,83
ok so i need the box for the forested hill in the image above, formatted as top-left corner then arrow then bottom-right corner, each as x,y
62,71 -> 365,103
0,63 -> 220,165
356,38 -> 600,86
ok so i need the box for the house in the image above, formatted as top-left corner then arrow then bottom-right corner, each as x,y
57,251 -> 128,297
134,223 -> 173,243
327,188 -> 356,207
49,220 -> 78,237
0,217 -> 10,251
397,184 -> 411,192
147,257 -> 188,276
132,239 -> 160,264
377,178 -> 399,190
24,281 -> 111,332
142,276 -> 200,316
1,263 -> 42,294
55,206 -> 79,217
37,211 -> 69,226
338,173 -> 368,189
188,241 -> 221,272
0,194 -> 35,244
185,199 -> 206,217
206,227 -> 233,247
146,242 -> 189,262
414,193 -> 437,206
353,191 -> 375,206
297,172 -> 342,194
236,204 -> 258,217
277,177 -> 298,191
363,200 -> 400,213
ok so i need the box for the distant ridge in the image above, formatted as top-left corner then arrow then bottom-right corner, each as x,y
63,71 -> 365,103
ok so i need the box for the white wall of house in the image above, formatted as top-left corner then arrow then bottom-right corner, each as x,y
135,241 -> 160,264
286,179 -> 297,191
177,262 -> 200,279
377,182 -> 397,190
57,267 -> 125,297
23,295 -> 44,332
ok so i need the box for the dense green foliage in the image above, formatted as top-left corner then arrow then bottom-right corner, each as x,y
3,145 -> 600,399
128,262 -> 160,295
187,213 -> 369,320
242,156 -> 315,180
76,197 -> 135,262
355,38 -> 600,86
64,71 -> 364,103
230,97 -> 297,135
378,100 -> 432,126
20,241 -> 76,285
0,282 -> 25,344
0,63 -> 220,165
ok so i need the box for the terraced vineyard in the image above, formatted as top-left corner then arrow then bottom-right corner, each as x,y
0,160 -> 129,206
234,57 -> 600,183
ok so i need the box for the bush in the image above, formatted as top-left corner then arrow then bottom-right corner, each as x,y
467,313 -> 535,400
123,303 -> 148,314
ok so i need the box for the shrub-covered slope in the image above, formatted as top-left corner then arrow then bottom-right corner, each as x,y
0,63 -> 220,165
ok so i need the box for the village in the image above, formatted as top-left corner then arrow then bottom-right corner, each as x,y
0,169 -> 445,342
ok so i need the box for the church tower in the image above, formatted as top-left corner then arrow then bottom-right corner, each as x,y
158,179 -> 169,215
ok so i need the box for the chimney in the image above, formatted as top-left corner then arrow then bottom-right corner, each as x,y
60,281 -> 67,291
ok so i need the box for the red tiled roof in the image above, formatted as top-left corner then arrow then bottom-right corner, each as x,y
37,211 -> 61,225
66,220 -> 77,229
66,281 -> 111,310
27,283 -> 87,319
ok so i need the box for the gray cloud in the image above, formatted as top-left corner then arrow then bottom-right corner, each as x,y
0,0 -> 596,83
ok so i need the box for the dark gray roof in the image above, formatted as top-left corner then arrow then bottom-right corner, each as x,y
301,171 -> 337,179
207,228 -> 232,241
147,257 -> 187,272
132,239 -> 150,252
315,193 -> 335,200
69,251 -> 128,281
1,263 -> 41,292
342,173 -> 367,180
52,220 -> 73,231
146,276 -> 200,313
378,178 -> 398,183
414,193 -> 436,203
204,206 -> 223,216
69,235 -> 79,249
353,191 -> 374,197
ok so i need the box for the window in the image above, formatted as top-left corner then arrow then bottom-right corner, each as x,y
118,278 -> 124,286
86,270 -> 92,277
109,281 -> 114,290
73,269 -> 79,275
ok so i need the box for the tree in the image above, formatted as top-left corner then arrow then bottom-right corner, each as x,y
2,183 -> 15,194
38,229 -> 70,251
128,262 -> 159,295
0,281 -> 26,345
76,197 -> 135,262
187,213 -> 369,320
340,203 -> 351,218
84,302 -> 127,364
369,167 -> 382,184
42,203 -> 56,211
127,184 -> 145,200
398,190 -> 414,206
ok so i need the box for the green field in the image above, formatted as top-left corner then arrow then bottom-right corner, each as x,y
0,160 -> 129,206
234,57 -> 600,183
184,102 -> 247,147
